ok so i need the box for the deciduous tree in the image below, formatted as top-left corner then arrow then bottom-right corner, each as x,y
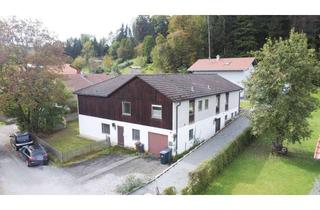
246,30 -> 320,149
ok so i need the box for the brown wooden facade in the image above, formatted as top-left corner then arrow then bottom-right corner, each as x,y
78,77 -> 173,130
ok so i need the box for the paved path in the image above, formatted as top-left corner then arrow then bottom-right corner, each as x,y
309,179 -> 320,195
132,115 -> 250,195
0,124 -> 166,194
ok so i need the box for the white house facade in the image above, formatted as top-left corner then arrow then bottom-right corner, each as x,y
188,56 -> 256,97
75,74 -> 242,156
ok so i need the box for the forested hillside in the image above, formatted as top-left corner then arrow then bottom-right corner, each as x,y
64,15 -> 320,74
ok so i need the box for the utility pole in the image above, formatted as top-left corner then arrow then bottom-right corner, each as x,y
207,15 -> 211,59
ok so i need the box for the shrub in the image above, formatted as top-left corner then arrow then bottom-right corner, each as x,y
116,175 -> 144,194
182,128 -> 255,194
162,186 -> 177,195
133,56 -> 147,67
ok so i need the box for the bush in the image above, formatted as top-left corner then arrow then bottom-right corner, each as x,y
116,175 -> 144,194
162,186 -> 177,195
182,128 -> 255,194
133,56 -> 147,67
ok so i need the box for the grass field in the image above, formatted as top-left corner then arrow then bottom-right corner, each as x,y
203,92 -> 320,195
240,100 -> 251,109
46,121 -> 94,153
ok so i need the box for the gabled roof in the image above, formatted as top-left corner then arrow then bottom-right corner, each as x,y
75,74 -> 242,102
63,73 -> 109,92
188,57 -> 256,72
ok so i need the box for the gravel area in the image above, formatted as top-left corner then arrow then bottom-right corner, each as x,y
0,124 -> 166,194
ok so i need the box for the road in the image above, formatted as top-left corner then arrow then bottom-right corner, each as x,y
0,124 -> 166,194
132,115 -> 250,194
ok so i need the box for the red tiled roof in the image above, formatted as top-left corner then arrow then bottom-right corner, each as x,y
63,73 -> 109,92
188,57 -> 256,72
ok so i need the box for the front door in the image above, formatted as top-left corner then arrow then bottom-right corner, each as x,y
215,118 -> 221,133
117,126 -> 124,146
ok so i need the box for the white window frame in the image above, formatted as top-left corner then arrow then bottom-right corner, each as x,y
198,100 -> 203,111
101,123 -> 110,134
122,101 -> 131,116
151,104 -> 162,119
132,129 -> 140,141
205,99 -> 209,110
189,129 -> 194,141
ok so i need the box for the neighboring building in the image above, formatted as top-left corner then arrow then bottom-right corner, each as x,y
188,56 -> 256,97
75,74 -> 242,156
57,64 -> 109,92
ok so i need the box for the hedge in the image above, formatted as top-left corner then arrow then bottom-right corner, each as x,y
181,127 -> 255,195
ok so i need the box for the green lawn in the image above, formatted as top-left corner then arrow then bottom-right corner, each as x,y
203,92 -> 320,195
0,121 -> 5,126
240,100 -> 251,109
46,121 -> 94,153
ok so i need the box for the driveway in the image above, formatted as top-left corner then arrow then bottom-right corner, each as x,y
132,115 -> 250,195
0,124 -> 166,194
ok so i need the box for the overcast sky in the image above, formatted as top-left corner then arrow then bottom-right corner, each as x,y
1,0 -> 318,41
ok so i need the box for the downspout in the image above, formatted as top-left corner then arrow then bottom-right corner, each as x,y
175,101 -> 182,155
238,91 -> 240,114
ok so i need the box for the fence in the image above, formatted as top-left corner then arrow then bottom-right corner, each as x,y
33,135 -> 108,163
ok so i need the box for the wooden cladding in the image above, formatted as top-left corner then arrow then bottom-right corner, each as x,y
78,77 -> 173,130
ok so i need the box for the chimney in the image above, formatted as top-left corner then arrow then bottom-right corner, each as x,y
216,55 -> 220,61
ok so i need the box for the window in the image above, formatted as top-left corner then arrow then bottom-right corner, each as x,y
102,123 -> 110,134
189,129 -> 194,141
225,115 -> 227,120
132,129 -> 140,141
189,100 -> 195,123
225,92 -> 229,111
151,105 -> 162,119
216,94 -> 220,114
122,101 -> 131,116
198,100 -> 203,111
231,113 -> 234,118
205,99 -> 209,110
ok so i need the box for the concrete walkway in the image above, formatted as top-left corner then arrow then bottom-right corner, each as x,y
132,115 -> 250,195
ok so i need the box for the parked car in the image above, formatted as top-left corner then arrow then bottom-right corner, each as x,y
19,144 -> 49,167
10,132 -> 33,151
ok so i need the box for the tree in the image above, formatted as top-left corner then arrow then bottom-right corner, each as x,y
81,40 -> 95,63
246,30 -> 320,150
132,15 -> 154,42
72,56 -> 86,69
150,15 -> 169,37
233,16 -> 259,56
151,34 -> 175,72
142,35 -> 155,63
0,17 -> 70,133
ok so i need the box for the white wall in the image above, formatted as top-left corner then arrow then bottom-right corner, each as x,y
78,114 -> 174,151
192,64 -> 254,97
172,91 -> 240,154
79,90 -> 240,156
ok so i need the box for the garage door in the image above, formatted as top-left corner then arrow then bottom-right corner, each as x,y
148,132 -> 168,156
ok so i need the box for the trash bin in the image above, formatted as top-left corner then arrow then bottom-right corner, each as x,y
160,148 -> 172,164
139,143 -> 145,153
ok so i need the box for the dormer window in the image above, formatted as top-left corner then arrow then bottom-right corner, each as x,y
122,101 -> 131,116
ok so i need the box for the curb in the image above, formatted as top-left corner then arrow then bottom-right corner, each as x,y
129,114 -> 247,195
78,156 -> 139,183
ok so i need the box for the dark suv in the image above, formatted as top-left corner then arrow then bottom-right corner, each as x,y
19,144 -> 49,167
10,132 -> 33,151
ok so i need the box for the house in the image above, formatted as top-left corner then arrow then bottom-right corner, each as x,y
75,74 -> 242,156
57,64 -> 109,92
188,56 -> 256,97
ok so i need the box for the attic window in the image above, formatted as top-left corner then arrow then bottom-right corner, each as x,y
122,101 -> 131,116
